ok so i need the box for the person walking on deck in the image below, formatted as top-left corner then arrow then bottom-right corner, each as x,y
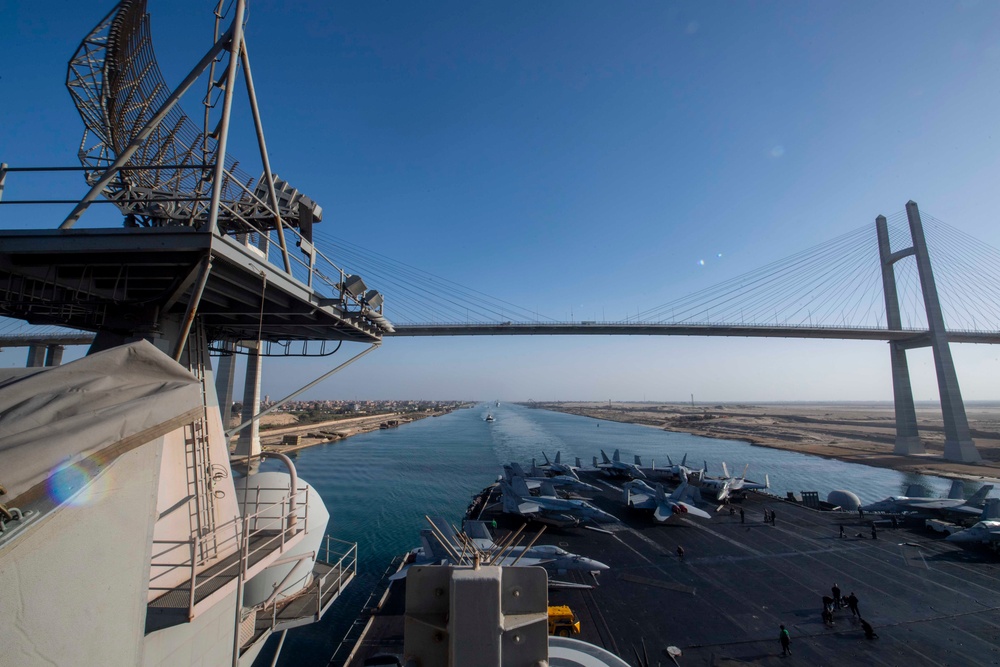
779,625 -> 791,656
847,592 -> 860,618
839,525 -> 846,538
740,508 -> 745,524
771,510 -> 777,526
832,583 -> 842,608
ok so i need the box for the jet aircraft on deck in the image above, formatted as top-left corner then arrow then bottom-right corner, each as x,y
622,480 -> 712,523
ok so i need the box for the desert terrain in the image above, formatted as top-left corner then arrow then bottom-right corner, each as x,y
534,401 -> 1000,482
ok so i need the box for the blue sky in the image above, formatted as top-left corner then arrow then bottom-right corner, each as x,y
1,0 -> 999,401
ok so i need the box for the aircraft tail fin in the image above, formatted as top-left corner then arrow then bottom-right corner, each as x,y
501,481 -> 522,513
539,480 -> 558,497
593,456 -> 599,469
681,453 -> 688,467
765,473 -> 770,489
634,454 -> 643,467
511,476 -> 533,498
980,498 -> 1000,520
655,483 -> 668,503
704,460 -> 709,474
905,483 -> 929,498
431,517 -> 460,548
741,464 -> 749,481
721,462 -> 730,479
948,480 -> 964,500
554,451 -> 562,464
667,455 -> 674,466
510,461 -> 527,478
420,529 -> 454,562
463,520 -> 493,541
542,451 -> 552,466
613,449 -> 622,463
601,450 -> 612,465
966,484 -> 994,507
575,457 -> 582,469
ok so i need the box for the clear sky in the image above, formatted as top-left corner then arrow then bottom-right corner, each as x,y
1,0 -> 999,402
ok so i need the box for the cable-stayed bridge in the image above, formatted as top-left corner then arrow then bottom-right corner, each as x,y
1,0 -> 997,463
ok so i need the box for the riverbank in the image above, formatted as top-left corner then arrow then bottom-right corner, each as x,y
531,401 -> 1000,482
229,406 -> 465,454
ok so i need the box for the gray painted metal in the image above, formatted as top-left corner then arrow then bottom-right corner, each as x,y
876,215 -> 923,455
235,341 -> 263,460
386,323 -> 1000,343
906,202 -> 981,462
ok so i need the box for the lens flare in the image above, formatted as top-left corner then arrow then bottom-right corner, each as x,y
47,459 -> 101,506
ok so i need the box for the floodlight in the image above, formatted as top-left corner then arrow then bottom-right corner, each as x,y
342,274 -> 367,298
363,290 -> 384,310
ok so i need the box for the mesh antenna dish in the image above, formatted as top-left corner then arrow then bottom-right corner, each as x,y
66,0 -> 321,235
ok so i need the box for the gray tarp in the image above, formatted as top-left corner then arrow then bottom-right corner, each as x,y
0,340 -> 203,506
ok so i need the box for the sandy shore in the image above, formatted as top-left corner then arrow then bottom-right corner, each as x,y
532,401 -> 1000,483
228,409 -> 456,455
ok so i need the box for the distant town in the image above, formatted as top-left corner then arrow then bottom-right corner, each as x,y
229,399 -> 471,428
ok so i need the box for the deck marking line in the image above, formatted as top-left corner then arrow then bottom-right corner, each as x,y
619,573 -> 696,594
679,518 -> 766,556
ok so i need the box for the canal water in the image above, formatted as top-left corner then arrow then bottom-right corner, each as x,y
256,402 -> 990,665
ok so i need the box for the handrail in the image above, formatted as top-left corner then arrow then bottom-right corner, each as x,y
148,484 -> 312,618
0,165 -> 390,330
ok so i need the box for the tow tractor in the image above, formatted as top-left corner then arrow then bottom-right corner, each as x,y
547,605 -> 581,637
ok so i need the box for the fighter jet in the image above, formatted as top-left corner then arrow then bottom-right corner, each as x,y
695,462 -> 733,501
720,462 -> 770,493
503,463 -> 599,496
593,449 -> 645,479
537,451 -> 581,479
500,477 -> 618,526
462,521 -> 610,574
861,482 -> 993,516
389,520 -> 610,581
622,480 -> 712,522
946,520 -> 1000,545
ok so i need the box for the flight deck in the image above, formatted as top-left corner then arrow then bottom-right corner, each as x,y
339,471 -> 1000,666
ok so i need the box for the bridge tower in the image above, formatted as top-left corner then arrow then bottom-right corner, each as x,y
876,201 -> 981,463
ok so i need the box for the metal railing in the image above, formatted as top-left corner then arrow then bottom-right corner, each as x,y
148,485 -> 311,619
261,536 -> 357,629
0,163 -> 392,334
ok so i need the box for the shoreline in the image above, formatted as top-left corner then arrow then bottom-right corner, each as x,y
229,406 -> 465,456
531,401 -> 1000,484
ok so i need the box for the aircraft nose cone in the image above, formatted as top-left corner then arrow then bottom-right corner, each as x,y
946,532 -> 972,542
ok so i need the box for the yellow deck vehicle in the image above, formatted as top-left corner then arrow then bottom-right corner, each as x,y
547,605 -> 581,637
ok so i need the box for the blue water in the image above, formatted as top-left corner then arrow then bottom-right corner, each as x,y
255,402 -> 989,665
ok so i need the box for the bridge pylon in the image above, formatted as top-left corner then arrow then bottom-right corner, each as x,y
876,202 -> 981,463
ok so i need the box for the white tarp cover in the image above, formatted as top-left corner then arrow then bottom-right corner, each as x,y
0,340 -> 203,505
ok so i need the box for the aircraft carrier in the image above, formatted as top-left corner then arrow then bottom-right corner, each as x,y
339,471 -> 1000,666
